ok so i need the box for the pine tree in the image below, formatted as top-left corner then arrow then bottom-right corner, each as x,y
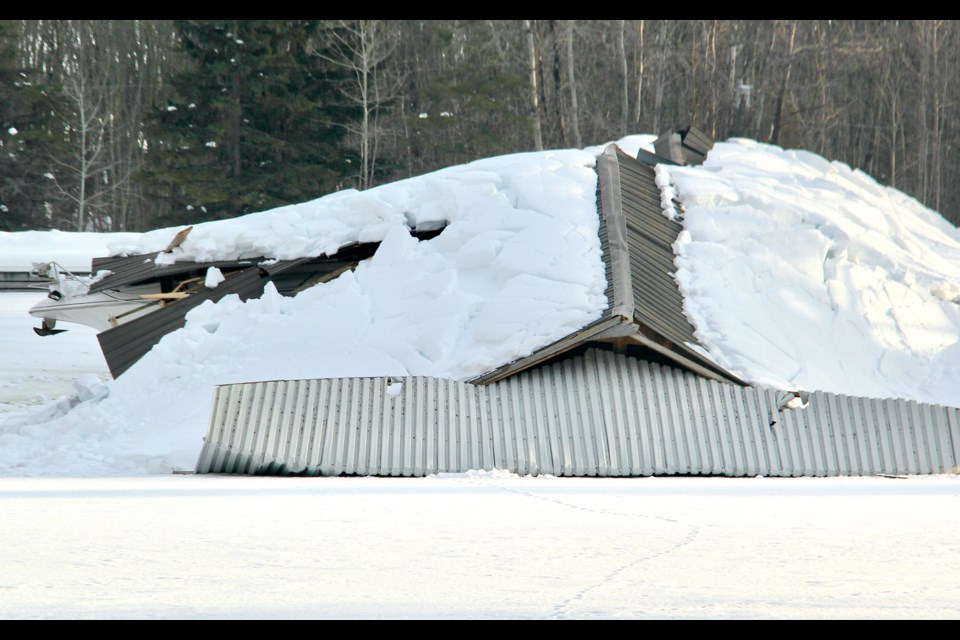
0,20 -> 66,230
142,20 -> 358,227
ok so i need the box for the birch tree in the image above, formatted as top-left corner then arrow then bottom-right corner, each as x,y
315,20 -> 398,190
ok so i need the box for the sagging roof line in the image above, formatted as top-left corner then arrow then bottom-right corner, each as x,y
472,126 -> 744,387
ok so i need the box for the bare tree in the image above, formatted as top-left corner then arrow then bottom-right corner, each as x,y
563,20 -> 582,148
632,20 -> 645,126
523,20 -> 544,151
16,20 -> 177,231
315,20 -> 398,190
616,20 -> 629,137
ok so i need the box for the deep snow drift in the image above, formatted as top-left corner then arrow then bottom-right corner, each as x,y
1,133 -> 960,476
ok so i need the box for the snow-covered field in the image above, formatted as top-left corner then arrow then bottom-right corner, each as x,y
1,472 -> 958,619
1,292 -> 959,619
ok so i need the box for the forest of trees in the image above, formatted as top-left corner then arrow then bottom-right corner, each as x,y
1,19 -> 958,232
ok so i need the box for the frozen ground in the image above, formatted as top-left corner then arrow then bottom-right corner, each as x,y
1,473 -> 959,620
1,290 -> 959,619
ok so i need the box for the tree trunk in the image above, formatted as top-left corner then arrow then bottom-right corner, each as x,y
770,21 -> 797,145
617,20 -> 629,136
633,20 -> 644,125
564,20 -> 581,148
523,19 -> 543,151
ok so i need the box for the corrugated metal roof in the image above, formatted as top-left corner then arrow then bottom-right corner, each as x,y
197,348 -> 960,477
97,256 -> 366,378
474,131 -> 741,386
97,265 -> 271,378
680,126 -> 715,157
90,129 -> 734,387
653,125 -> 712,165
88,254 -> 258,294
89,240 -> 383,378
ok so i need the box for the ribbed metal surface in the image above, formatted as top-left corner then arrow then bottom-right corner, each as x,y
89,254 -> 258,294
611,146 -> 738,383
197,349 -> 960,477
459,315 -> 625,384
98,265 -> 271,379
96,256 -> 363,379
681,126 -> 714,157
466,138 -> 742,387
617,149 -> 694,347
0,271 -> 52,290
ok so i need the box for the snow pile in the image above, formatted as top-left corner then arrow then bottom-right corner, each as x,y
3,132 -> 960,478
667,138 -> 960,406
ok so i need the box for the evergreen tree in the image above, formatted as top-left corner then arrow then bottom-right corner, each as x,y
388,21 -> 532,179
0,20 -> 66,230
142,20 -> 358,227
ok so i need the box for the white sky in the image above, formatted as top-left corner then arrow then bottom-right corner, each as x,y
1,135 -> 959,619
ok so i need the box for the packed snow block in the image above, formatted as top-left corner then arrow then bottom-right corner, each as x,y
195,349 -> 960,477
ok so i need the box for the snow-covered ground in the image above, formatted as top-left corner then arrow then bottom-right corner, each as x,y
0,471 -> 957,619
5,290 -> 957,619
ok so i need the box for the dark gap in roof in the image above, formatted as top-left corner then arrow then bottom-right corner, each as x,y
411,225 -> 445,242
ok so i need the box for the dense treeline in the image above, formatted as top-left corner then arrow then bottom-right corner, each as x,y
1,19 -> 958,232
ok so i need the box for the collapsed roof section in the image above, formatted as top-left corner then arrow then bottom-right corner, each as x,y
471,127 -> 744,386
91,127 -> 740,385
96,244 -> 376,379
653,125 -> 715,165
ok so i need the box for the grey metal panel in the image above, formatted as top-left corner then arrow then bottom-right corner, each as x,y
594,356 -> 624,474
949,410 -> 960,470
0,271 -> 56,290
88,254 -> 258,294
653,131 -> 686,164
851,395 -> 877,475
670,371 -> 696,472
597,145 -> 634,321
680,126 -> 715,158
468,315 -> 626,384
197,349 -> 960,478
916,400 -> 936,474
653,126 -> 710,167
934,407 -> 955,471
730,386 -> 756,475
472,137 -> 746,389
612,147 -> 743,385
831,394 -> 857,474
98,264 -> 269,378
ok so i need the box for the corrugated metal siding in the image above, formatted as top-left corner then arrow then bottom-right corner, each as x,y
197,349 -> 960,477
